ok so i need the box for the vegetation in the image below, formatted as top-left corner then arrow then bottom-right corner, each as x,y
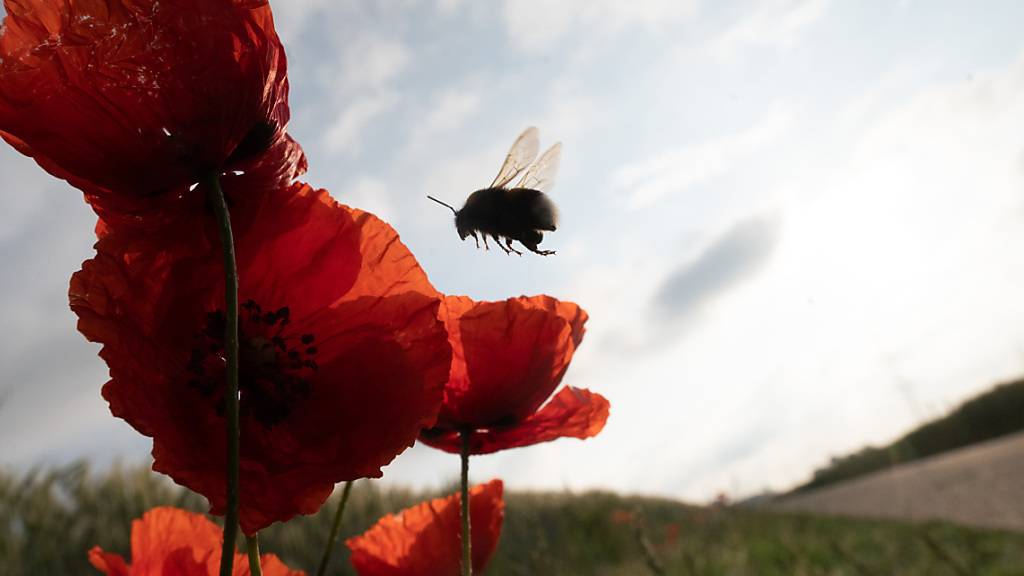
796,378 -> 1024,493
3,462 -> 1024,575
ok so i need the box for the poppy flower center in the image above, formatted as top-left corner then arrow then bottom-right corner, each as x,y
187,299 -> 318,427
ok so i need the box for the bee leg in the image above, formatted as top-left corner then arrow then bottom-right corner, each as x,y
529,247 -> 556,256
494,235 -> 513,255
472,232 -> 481,249
505,238 -> 523,256
482,234 -> 490,250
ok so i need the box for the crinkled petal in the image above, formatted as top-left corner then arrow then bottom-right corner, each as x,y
90,133 -> 307,234
346,480 -> 504,576
71,183 -> 450,533
129,507 -> 222,574
0,0 -> 302,216
87,507 -> 304,575
421,387 -> 609,455
437,295 -> 587,428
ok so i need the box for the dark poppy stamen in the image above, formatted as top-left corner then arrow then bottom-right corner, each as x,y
188,299 -> 317,427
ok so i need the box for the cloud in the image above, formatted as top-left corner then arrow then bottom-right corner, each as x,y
612,110 -> 790,210
502,0 -> 699,53
318,34 -> 410,155
0,150 -> 111,468
331,35 -> 411,95
654,215 -> 781,320
435,0 -> 463,16
422,89 -> 482,135
665,51 -> 1024,498
339,175 -> 399,225
270,0 -> 335,39
712,0 -> 828,60
272,0 -> 421,41
324,92 -> 400,154
405,86 -> 483,154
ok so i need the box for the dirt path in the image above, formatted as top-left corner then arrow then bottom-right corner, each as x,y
772,431 -> 1024,532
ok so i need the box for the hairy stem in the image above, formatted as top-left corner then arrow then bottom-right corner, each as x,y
246,533 -> 263,576
207,174 -> 241,576
316,481 -> 355,576
461,430 -> 472,576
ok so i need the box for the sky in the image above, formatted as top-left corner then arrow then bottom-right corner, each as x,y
3,0 -> 1024,503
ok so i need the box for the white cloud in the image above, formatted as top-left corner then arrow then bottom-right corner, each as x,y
534,78 -> 600,146
423,89 -> 482,135
706,53 -> 1024,495
339,175 -> 399,226
406,86 -> 483,154
319,34 -> 410,155
712,0 -> 828,60
271,0 -> 421,40
270,0 -> 335,39
565,50 -> 1024,501
332,36 -> 411,95
435,0 -> 463,16
323,92 -> 400,154
612,109 -> 791,210
502,0 -> 700,53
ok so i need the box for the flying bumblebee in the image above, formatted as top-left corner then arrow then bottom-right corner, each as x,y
428,126 -> 561,256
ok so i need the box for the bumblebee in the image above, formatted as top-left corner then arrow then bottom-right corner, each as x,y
429,127 -> 561,256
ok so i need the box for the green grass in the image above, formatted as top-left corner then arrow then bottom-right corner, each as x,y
2,462 -> 1024,575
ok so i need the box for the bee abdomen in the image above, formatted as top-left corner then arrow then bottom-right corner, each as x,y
531,192 -> 558,231
508,187 -> 558,231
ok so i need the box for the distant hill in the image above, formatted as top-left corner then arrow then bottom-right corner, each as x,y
793,377 -> 1024,493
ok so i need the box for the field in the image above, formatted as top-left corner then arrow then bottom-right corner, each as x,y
3,463 -> 1024,575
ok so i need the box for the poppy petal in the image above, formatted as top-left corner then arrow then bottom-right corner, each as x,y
346,480 -> 504,576
88,547 -> 131,576
0,0 -> 302,216
437,295 -> 588,429
71,183 -> 450,533
421,387 -> 610,455
87,507 -> 305,575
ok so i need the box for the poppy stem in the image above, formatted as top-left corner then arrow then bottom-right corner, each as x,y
316,480 -> 355,576
246,533 -> 263,576
206,173 -> 241,576
460,430 -> 472,576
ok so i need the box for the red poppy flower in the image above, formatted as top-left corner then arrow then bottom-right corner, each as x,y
91,132 -> 307,233
419,295 -> 609,455
0,0 -> 302,218
88,507 -> 302,576
70,182 -> 451,533
346,480 -> 504,576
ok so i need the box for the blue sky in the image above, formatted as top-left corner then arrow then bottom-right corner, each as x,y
3,0 -> 1024,502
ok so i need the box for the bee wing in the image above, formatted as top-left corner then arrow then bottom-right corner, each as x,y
516,142 -> 561,194
490,127 -> 540,188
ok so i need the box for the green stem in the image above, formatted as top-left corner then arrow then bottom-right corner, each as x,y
316,481 -> 355,576
460,430 -> 472,576
207,173 -> 241,576
246,533 -> 263,576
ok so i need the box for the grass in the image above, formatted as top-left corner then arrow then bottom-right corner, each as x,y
2,462 -> 1024,575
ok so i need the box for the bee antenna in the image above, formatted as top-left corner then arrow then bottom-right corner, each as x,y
426,195 -> 458,215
